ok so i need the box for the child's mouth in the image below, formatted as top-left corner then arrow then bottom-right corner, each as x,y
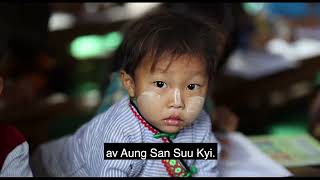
163,116 -> 182,126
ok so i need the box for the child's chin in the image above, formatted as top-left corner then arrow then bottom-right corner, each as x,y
161,126 -> 181,134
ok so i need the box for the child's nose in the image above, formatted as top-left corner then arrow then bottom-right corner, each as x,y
169,88 -> 184,109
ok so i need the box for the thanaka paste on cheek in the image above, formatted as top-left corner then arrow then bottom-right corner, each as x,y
136,90 -> 162,120
139,91 -> 161,100
185,96 -> 205,116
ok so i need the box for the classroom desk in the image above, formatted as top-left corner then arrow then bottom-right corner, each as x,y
218,132 -> 320,177
213,55 -> 320,176
212,55 -> 320,134
288,166 -> 320,177
0,97 -> 98,152
213,55 -> 320,109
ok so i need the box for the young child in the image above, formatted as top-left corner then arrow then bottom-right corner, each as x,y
32,10 -> 225,177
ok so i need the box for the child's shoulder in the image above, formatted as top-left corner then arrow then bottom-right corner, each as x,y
94,96 -> 134,127
188,110 -> 214,142
193,110 -> 212,128
80,96 -> 142,142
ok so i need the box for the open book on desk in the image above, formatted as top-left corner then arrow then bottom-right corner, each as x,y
249,133 -> 320,168
216,132 -> 292,177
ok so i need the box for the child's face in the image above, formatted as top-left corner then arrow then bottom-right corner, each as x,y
122,54 -> 209,133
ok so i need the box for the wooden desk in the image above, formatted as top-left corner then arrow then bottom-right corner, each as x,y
0,97 -> 97,152
212,55 -> 320,134
289,166 -> 320,177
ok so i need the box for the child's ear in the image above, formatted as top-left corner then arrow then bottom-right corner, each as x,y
120,70 -> 135,97
0,77 -> 3,95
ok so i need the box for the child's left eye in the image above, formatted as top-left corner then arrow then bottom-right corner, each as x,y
187,84 -> 200,90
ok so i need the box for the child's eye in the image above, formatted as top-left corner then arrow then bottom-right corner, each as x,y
153,81 -> 167,88
187,84 -> 200,90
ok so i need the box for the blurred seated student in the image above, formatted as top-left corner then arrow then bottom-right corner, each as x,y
0,50 -> 33,177
226,3 -> 320,51
309,75 -> 320,141
0,3 -> 64,110
0,50 -> 57,109
266,3 -> 320,141
264,3 -> 320,42
310,93 -> 320,141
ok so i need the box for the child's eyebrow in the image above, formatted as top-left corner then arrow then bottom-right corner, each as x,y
152,68 -> 169,73
189,73 -> 209,81
189,70 -> 207,75
151,69 -> 207,78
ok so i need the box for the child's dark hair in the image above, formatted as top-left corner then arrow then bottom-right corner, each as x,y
117,9 -> 226,82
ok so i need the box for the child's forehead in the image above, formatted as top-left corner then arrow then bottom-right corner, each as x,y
142,52 -> 206,73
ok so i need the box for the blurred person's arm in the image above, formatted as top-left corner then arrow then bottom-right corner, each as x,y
0,142 -> 33,177
211,106 -> 239,161
310,92 -> 320,140
212,106 -> 239,133
0,125 -> 33,177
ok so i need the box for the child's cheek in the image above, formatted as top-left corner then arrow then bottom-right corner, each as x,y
185,96 -> 205,121
137,90 -> 163,120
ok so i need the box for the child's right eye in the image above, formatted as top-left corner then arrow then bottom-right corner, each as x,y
153,81 -> 167,88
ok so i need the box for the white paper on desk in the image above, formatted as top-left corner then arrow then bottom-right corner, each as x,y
224,49 -> 297,80
266,38 -> 320,62
216,132 -> 293,177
